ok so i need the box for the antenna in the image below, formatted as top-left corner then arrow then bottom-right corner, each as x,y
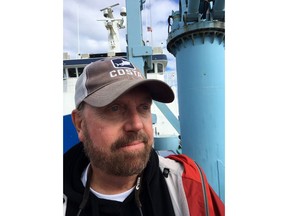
77,2 -> 80,58
100,3 -> 120,19
98,3 -> 126,56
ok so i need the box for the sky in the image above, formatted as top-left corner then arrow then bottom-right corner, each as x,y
63,0 -> 179,72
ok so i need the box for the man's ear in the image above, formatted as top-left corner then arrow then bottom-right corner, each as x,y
71,109 -> 83,140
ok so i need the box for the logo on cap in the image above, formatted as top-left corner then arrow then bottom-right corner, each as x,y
112,58 -> 135,69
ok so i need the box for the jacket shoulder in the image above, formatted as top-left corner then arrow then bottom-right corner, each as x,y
159,154 -> 225,216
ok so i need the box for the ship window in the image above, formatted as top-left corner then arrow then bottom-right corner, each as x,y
157,63 -> 164,73
78,67 -> 84,76
63,69 -> 67,80
147,63 -> 155,73
68,68 -> 77,77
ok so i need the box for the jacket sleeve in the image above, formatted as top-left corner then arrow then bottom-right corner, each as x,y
167,154 -> 225,216
209,186 -> 225,216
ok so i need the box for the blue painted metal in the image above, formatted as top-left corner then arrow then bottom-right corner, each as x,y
125,0 -> 152,70
154,101 -> 180,134
63,114 -> 79,153
167,0 -> 225,202
154,136 -> 180,153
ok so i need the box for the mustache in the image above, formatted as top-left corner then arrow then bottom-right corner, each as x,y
111,132 -> 149,151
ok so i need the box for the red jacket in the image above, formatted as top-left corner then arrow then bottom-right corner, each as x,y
159,154 -> 225,216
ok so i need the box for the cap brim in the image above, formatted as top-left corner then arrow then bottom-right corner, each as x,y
83,79 -> 174,107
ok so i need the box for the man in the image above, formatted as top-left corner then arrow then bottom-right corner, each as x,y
64,57 -> 225,216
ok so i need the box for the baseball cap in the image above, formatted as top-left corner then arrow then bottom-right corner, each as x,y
74,57 -> 174,108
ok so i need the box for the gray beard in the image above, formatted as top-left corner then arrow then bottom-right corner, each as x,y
82,123 -> 152,176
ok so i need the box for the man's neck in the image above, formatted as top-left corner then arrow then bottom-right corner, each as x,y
89,165 -> 138,195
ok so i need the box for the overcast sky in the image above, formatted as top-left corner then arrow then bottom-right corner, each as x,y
63,0 -> 178,72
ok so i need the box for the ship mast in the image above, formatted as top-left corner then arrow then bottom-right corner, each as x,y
98,3 -> 126,56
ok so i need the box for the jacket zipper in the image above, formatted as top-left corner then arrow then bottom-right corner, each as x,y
195,162 -> 210,216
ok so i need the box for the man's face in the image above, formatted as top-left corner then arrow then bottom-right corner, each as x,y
76,87 -> 154,176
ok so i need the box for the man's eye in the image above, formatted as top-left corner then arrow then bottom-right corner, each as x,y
110,105 -> 120,112
140,104 -> 151,112
142,105 -> 149,110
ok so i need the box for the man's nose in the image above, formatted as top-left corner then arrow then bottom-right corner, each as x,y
124,110 -> 144,132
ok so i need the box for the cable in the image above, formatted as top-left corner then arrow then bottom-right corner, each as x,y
134,174 -> 144,216
76,166 -> 92,216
